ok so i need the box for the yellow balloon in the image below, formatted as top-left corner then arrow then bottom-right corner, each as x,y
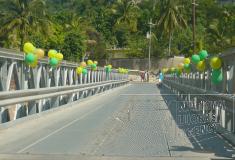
210,57 -> 222,69
23,42 -> 35,53
48,50 -> 57,58
87,60 -> 93,66
34,48 -> 45,59
184,58 -> 191,64
94,61 -> 98,65
108,64 -> 112,69
196,60 -> 206,72
55,53 -> 63,61
76,67 -> 83,75
80,61 -> 87,68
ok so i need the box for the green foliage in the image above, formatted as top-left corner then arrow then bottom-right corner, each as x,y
63,30 -> 87,61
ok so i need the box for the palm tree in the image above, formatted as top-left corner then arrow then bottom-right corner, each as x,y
0,0 -> 51,50
158,0 -> 187,56
113,0 -> 140,32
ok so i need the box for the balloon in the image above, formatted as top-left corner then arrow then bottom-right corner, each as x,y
76,67 -> 83,75
23,42 -> 35,53
196,60 -> 206,72
108,64 -> 112,69
49,58 -> 58,67
34,48 -> 45,59
80,61 -> 87,68
184,58 -> 191,64
87,60 -> 93,66
176,69 -> 182,77
106,66 -> 111,72
55,53 -> 63,61
30,60 -> 38,68
199,50 -> 208,61
212,69 -> 223,84
191,54 -> 200,64
91,63 -> 97,70
82,68 -> 88,75
94,61 -> 98,65
184,64 -> 190,70
210,57 -> 222,69
162,68 -> 168,74
178,63 -> 184,69
170,67 -> 175,73
48,50 -> 57,58
25,53 -> 36,64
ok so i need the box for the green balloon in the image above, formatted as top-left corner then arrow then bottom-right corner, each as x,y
106,66 -> 111,72
25,53 -> 36,64
199,50 -> 208,61
192,54 -> 200,64
176,69 -> 182,77
212,69 -> 223,84
49,58 -> 58,67
184,64 -> 190,70
91,63 -> 97,69
82,68 -> 87,75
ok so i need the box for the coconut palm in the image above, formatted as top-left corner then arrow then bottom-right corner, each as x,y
158,0 -> 187,56
0,0 -> 51,50
114,0 -> 140,32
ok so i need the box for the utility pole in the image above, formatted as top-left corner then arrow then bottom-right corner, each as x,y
192,0 -> 196,54
147,19 -> 156,71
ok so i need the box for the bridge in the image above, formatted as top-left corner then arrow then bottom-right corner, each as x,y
0,48 -> 235,160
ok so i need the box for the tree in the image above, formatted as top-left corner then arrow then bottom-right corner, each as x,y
0,0 -> 51,50
157,0 -> 187,56
62,30 -> 87,61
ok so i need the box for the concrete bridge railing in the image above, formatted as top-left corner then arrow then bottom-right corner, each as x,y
163,48 -> 235,144
0,48 -> 129,124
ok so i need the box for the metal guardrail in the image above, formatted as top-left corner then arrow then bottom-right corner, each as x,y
0,48 -> 129,124
0,80 -> 129,123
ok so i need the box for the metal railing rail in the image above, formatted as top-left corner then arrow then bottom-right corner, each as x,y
0,80 -> 129,108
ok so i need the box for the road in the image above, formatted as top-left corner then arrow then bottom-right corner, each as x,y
0,83 -> 234,160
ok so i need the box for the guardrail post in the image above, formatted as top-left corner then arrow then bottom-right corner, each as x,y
88,70 -> 91,83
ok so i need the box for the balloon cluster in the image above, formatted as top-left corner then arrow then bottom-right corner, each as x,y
23,42 -> 45,68
118,68 -> 128,74
48,50 -> 63,68
105,65 -> 112,73
76,60 -> 98,76
162,49 -> 223,84
76,61 -> 87,76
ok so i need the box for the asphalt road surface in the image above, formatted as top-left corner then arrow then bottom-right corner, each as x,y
0,83 -> 234,160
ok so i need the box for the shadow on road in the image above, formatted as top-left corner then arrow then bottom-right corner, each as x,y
158,84 -> 235,159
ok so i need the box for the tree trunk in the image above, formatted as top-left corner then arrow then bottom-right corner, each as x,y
168,32 -> 173,56
20,25 -> 25,51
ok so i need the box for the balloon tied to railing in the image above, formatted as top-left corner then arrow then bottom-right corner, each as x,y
24,42 -> 45,68
23,42 -> 64,68
76,60 -> 98,76
105,65 -> 112,73
118,68 -> 128,74
162,49 -> 223,85
48,49 -> 64,68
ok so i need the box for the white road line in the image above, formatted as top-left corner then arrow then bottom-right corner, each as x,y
17,104 -> 104,153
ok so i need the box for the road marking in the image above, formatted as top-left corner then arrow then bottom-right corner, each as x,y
17,104 -> 105,153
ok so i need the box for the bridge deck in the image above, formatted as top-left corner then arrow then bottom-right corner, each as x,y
0,83 -> 234,160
